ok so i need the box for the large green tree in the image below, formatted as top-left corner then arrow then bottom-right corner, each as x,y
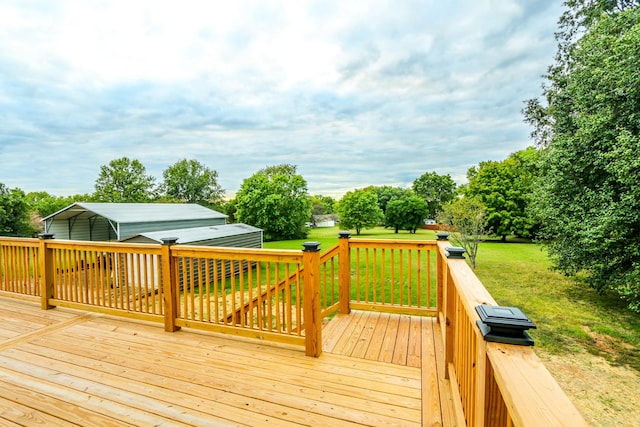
0,184 -> 33,237
235,164 -> 311,241
93,157 -> 156,202
385,195 -> 428,234
525,5 -> 640,311
310,195 -> 336,216
369,186 -> 413,215
336,189 -> 383,235
412,172 -> 457,219
162,159 -> 224,207
465,147 -> 540,242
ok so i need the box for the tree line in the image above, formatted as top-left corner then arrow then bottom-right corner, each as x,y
1,150 -> 535,244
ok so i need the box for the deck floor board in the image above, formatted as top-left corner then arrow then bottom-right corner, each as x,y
0,298 -> 448,426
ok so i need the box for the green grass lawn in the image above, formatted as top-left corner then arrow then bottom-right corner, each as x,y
266,226 -> 640,370
474,240 -> 640,370
264,226 -> 439,251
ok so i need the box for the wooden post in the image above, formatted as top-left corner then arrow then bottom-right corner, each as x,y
161,237 -> 181,332
435,234 -> 448,321
302,242 -> 322,357
338,232 -> 351,315
38,233 -> 55,310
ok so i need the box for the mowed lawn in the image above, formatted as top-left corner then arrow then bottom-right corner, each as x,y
266,226 -> 640,426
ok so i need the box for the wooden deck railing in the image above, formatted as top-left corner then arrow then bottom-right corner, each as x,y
0,237 -> 40,300
0,234 -> 587,425
166,243 -> 309,349
346,238 -> 438,315
435,239 -> 587,426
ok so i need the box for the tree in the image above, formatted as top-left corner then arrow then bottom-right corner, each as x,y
235,164 -> 311,241
524,0 -> 639,147
162,159 -> 224,207
310,195 -> 336,216
385,195 -> 428,233
369,186 -> 413,215
412,172 -> 457,219
437,196 -> 487,269
465,147 -> 540,242
0,184 -> 33,237
526,6 -> 640,311
336,189 -> 383,235
25,192 -> 91,218
93,157 -> 156,202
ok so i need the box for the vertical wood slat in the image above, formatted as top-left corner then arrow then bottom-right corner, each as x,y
390,249 -> 396,305
399,249 -> 404,306
272,262 -> 279,331
295,266 -> 301,335
135,253 -> 142,313
39,236 -> 54,309
356,248 -> 361,301
285,264 -> 292,334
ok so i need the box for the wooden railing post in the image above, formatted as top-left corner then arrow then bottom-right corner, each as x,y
161,237 -> 181,332
441,243 -> 465,381
302,241 -> 322,357
338,232 -> 351,315
435,232 -> 449,323
38,233 -> 55,310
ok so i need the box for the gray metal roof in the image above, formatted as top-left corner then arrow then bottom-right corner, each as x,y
42,202 -> 227,223
121,224 -> 262,244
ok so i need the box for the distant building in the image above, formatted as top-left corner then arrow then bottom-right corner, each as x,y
311,214 -> 338,228
42,202 -> 228,241
121,223 -> 263,249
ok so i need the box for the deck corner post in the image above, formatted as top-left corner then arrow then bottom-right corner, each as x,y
38,233 -> 55,310
161,237 -> 181,332
338,232 -> 351,315
302,242 -> 322,357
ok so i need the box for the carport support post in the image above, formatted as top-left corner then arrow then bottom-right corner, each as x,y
161,238 -> 181,332
38,233 -> 55,310
302,242 -> 322,357
338,232 -> 351,314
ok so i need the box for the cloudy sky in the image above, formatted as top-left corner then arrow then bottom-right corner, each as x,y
0,0 -> 563,198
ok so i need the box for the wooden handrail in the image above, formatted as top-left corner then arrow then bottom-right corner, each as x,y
487,343 -> 588,426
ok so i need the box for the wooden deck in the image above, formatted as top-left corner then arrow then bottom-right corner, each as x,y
0,298 -> 452,426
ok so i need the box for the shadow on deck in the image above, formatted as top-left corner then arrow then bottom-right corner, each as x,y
0,298 -> 453,426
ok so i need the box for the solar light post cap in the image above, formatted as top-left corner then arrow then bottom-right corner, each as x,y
436,232 -> 449,241
302,241 -> 321,252
161,237 -> 179,245
338,232 -> 352,239
475,305 -> 537,346
446,246 -> 466,259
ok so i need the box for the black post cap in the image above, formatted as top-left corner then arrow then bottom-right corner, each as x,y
436,232 -> 449,241
475,305 -> 537,346
338,231 -> 351,239
161,237 -> 179,245
38,233 -> 55,240
446,246 -> 466,259
302,241 -> 321,252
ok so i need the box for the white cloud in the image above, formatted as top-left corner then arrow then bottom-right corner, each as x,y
0,0 -> 564,198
